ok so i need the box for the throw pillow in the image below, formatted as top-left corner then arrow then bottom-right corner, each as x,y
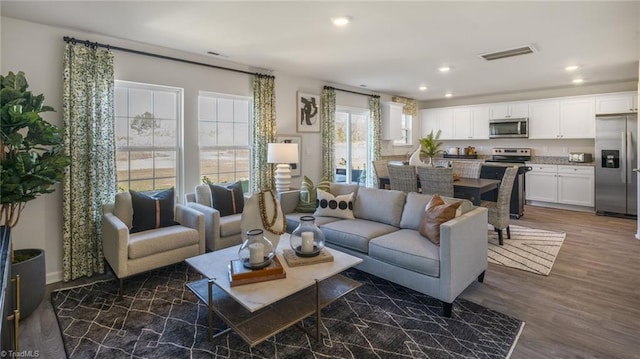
209,182 -> 244,217
314,189 -> 355,219
295,176 -> 330,213
130,188 -> 177,233
418,194 -> 462,246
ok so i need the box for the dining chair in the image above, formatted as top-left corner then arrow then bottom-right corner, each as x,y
481,166 -> 518,245
451,161 -> 482,178
372,159 -> 390,189
417,166 -> 454,197
387,164 -> 418,193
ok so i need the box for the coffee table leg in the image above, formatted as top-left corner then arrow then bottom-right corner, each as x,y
315,279 -> 321,342
208,279 -> 214,340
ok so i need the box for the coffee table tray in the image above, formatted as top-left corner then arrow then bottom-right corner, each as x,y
186,273 -> 361,347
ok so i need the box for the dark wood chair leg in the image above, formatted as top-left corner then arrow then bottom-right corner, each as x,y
497,229 -> 504,245
506,226 -> 511,239
442,301 -> 453,317
477,270 -> 486,283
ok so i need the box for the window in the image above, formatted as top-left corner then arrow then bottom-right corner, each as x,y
198,92 -> 252,191
114,81 -> 182,192
393,114 -> 413,146
334,106 -> 370,185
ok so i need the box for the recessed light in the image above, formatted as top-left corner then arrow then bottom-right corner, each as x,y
445,93 -> 453,98
331,16 -> 351,26
439,66 -> 451,73
419,86 -> 428,91
572,78 -> 584,84
565,65 -> 579,71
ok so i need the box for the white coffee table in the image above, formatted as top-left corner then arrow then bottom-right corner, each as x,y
185,238 -> 363,347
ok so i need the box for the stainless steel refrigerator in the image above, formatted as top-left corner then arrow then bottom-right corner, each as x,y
595,114 -> 637,217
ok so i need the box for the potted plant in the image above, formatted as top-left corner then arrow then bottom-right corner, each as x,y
419,129 -> 443,166
1,71 -> 70,318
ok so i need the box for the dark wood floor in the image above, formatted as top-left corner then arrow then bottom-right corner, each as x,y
19,205 -> 640,358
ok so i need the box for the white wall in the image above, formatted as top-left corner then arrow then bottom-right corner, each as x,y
0,16 -> 379,283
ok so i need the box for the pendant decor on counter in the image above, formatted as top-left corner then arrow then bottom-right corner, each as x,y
289,216 -> 325,257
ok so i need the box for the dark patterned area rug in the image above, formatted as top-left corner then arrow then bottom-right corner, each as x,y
52,263 -> 524,359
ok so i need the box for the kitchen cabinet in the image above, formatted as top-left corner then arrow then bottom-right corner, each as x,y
595,92 -> 638,114
489,102 -> 528,119
420,108 -> 454,139
526,164 -> 594,207
381,101 -> 404,140
529,97 -> 595,139
452,107 -> 490,139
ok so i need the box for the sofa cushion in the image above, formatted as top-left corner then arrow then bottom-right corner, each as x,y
130,188 -> 176,233
114,191 -> 133,229
296,176 -> 330,213
128,225 -> 199,259
353,187 -> 406,227
219,213 -> 242,237
400,192 -> 473,230
209,182 -> 244,216
330,183 -> 360,197
321,219 -> 398,253
418,194 -> 462,246
195,184 -> 212,207
314,190 -> 355,219
369,229 -> 440,277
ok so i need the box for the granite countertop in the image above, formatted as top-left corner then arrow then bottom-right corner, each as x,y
526,156 -> 595,166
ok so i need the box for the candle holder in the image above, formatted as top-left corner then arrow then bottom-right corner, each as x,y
289,216 -> 325,257
238,229 -> 274,269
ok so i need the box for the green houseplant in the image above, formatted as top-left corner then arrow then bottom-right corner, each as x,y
419,129 -> 443,166
1,71 -> 70,318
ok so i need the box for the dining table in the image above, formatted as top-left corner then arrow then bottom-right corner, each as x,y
377,176 -> 501,206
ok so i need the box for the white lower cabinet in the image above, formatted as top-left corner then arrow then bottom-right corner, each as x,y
526,165 -> 594,207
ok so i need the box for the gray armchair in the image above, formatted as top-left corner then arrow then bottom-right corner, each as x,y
185,184 -> 244,251
102,191 -> 205,297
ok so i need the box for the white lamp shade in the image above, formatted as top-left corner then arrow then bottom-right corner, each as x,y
267,143 -> 299,164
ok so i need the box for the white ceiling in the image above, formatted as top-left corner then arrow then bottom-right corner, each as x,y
2,1 -> 639,101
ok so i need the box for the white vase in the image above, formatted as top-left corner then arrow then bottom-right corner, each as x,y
408,144 -> 423,167
240,191 -> 285,249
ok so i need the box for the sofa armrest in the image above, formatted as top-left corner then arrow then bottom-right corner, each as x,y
278,189 -> 301,214
102,211 -> 130,278
438,206 -> 489,303
176,204 -> 206,254
186,202 -> 221,252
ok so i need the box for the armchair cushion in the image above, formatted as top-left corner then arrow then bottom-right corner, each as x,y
128,225 -> 200,259
209,182 -> 244,216
130,188 -> 177,233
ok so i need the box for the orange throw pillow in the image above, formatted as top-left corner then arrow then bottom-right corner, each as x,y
418,194 -> 462,246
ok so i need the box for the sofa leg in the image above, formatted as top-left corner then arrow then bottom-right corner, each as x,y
477,271 -> 485,283
442,301 -> 452,317
497,229 -> 504,245
506,226 -> 511,239
118,278 -> 123,300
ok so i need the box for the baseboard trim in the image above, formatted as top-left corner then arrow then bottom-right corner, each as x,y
47,271 -> 63,284
526,201 -> 594,213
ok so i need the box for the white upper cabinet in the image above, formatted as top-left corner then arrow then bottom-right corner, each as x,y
527,97 -> 595,139
420,109 -> 438,137
453,108 -> 471,139
489,102 -> 529,119
420,108 -> 454,139
381,101 -> 404,140
471,106 -> 490,139
453,106 -> 489,139
595,92 -> 638,114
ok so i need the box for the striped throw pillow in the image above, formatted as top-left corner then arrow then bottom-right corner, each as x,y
295,176 -> 330,213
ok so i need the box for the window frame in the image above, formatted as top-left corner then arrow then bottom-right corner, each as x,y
393,114 -> 413,146
334,105 -> 370,184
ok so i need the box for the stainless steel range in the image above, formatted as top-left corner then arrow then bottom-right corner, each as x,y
481,148 -> 533,219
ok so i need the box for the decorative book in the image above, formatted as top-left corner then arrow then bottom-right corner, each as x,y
282,248 -> 334,267
228,256 -> 286,287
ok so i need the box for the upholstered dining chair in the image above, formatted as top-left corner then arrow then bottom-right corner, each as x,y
481,166 -> 518,245
451,161 -> 482,178
372,159 -> 390,189
387,164 -> 418,193
417,166 -> 454,197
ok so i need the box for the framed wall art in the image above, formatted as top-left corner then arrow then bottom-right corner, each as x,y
296,91 -> 320,133
276,134 -> 302,177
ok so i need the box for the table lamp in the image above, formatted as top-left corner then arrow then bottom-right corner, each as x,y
267,142 -> 299,192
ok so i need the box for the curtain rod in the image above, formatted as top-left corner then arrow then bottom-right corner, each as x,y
324,85 -> 380,98
63,36 -> 274,78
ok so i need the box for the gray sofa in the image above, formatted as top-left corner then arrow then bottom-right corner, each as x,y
279,183 -> 488,317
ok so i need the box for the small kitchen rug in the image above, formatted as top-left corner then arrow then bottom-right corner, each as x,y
488,224 -> 566,275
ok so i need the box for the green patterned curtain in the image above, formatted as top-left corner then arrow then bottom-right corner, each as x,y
368,96 -> 382,188
391,96 -> 417,117
321,87 -> 336,181
62,43 -> 116,281
251,75 -> 276,192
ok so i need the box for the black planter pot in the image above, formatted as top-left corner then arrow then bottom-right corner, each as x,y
11,248 -> 45,320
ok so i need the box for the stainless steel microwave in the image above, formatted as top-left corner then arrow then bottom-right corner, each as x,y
489,118 -> 528,138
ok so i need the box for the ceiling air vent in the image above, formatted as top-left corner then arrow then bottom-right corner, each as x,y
479,44 -> 537,61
